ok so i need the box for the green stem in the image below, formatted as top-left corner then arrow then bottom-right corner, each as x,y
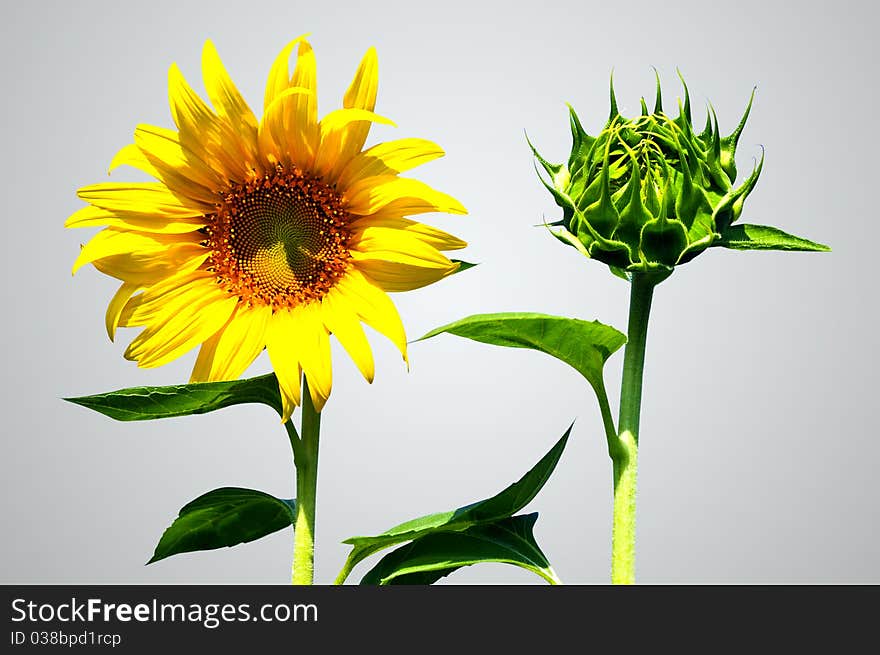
333,556 -> 356,586
541,567 -> 564,585
593,380 -> 617,459
611,271 -> 657,584
291,377 -> 321,585
285,418 -> 301,461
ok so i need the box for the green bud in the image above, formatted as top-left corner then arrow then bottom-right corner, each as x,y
532,72 -> 763,274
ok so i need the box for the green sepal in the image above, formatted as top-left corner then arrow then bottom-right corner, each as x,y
720,86 -> 756,181
581,137 -> 620,239
675,151 -> 702,230
664,112 -> 705,187
450,259 -> 478,273
575,171 -> 604,213
567,104 -> 596,171
547,224 -> 592,259
699,107 -> 713,142
624,263 -> 675,286
609,71 -> 619,119
614,154 -> 653,251
571,187 -> 631,260
533,162 -> 575,213
588,239 -> 634,269
640,216 -> 689,266
148,487 -> 296,564
64,373 -> 283,421
609,265 -> 632,281
677,69 -> 693,126
359,514 -> 558,585
643,164 -> 661,217
678,232 -> 716,264
713,148 -> 764,232
567,158 -> 594,208
705,105 -> 732,190
674,99 -> 696,153
714,224 -> 831,251
652,67 -> 663,113
526,133 -> 565,181
336,426 -> 571,584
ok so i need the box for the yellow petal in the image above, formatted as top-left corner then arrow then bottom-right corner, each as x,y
168,63 -> 254,181
350,215 -> 467,251
354,257 -> 459,292
262,41 -> 319,169
334,269 -> 407,362
168,62 -> 216,138
125,287 -> 238,368
190,330 -> 220,383
119,270 -> 216,327
72,228 -> 202,275
190,303 -> 271,382
263,34 -> 310,111
108,143 -> 160,179
344,176 -> 467,217
292,303 -> 332,413
350,241 -> 454,270
258,42 -> 321,169
133,124 -> 224,199
201,40 -> 259,159
344,47 -> 378,112
336,138 -> 444,191
338,47 -> 378,161
266,308 -> 304,421
313,108 -> 396,181
257,86 -> 315,167
105,282 -> 140,341
93,246 -> 209,286
65,205 -> 206,234
321,289 -> 375,383
351,225 -> 465,263
77,182 -> 211,217
289,40 -> 318,141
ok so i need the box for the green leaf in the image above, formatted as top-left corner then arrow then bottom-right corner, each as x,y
64,373 -> 283,421
416,312 -> 626,393
609,264 -> 632,282
360,514 -> 558,585
715,223 -> 830,252
336,424 -> 572,583
451,259 -> 478,273
148,487 -> 296,564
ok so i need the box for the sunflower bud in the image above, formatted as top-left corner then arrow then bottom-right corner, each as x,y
532,72 -> 763,275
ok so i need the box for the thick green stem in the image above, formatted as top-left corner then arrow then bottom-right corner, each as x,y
291,377 -> 321,585
611,272 -> 656,584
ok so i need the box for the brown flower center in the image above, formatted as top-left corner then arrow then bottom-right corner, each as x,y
205,167 -> 351,309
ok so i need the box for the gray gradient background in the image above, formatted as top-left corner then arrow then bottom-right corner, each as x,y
1,0 -> 875,584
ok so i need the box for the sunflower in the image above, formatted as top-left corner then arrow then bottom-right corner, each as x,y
68,36 -> 467,420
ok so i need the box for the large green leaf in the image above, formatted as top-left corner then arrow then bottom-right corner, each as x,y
148,487 -> 296,564
336,424 -> 571,583
416,313 -> 626,393
64,373 -> 283,421
360,514 -> 559,585
715,224 -> 830,252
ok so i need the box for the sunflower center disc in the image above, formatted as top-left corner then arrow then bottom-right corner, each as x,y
206,168 -> 351,309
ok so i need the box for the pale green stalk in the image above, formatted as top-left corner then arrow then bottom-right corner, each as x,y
610,272 -> 656,584
290,377 -> 321,585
